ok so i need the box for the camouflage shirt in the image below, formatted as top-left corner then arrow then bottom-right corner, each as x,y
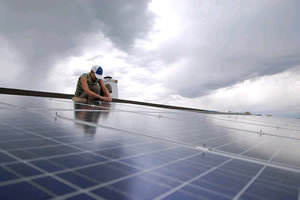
75,73 -> 98,96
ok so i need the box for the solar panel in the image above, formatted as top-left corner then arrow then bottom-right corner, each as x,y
0,94 -> 300,200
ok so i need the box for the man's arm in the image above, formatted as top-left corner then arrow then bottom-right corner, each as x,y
80,77 -> 105,100
99,80 -> 112,102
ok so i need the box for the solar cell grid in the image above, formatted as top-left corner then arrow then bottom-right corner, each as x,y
0,94 -> 300,199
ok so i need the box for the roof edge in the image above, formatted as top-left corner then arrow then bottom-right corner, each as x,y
0,87 -> 228,114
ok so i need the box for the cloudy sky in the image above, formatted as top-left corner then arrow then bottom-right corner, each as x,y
0,0 -> 299,117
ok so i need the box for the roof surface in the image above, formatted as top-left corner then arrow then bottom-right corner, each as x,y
0,94 -> 300,200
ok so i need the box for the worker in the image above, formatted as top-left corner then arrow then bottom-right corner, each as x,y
72,65 -> 112,103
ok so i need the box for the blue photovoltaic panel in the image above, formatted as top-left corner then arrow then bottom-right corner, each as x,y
0,94 -> 300,199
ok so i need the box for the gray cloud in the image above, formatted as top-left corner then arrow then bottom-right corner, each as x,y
134,0 -> 300,98
87,55 -> 104,62
0,0 -> 154,89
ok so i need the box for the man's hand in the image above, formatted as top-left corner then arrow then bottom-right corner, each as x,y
102,96 -> 112,102
107,96 -> 112,102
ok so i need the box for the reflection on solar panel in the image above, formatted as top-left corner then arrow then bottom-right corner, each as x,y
0,94 -> 300,200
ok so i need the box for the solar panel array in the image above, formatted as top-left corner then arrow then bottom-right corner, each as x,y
0,94 -> 300,200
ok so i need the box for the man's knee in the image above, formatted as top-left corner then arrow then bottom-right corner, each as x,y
88,85 -> 101,101
91,85 -> 101,94
72,96 -> 87,103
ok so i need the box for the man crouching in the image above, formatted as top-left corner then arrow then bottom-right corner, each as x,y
72,65 -> 112,103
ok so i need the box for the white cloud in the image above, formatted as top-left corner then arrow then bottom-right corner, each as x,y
47,33 -> 128,94
167,66 -> 300,117
135,0 -> 300,98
